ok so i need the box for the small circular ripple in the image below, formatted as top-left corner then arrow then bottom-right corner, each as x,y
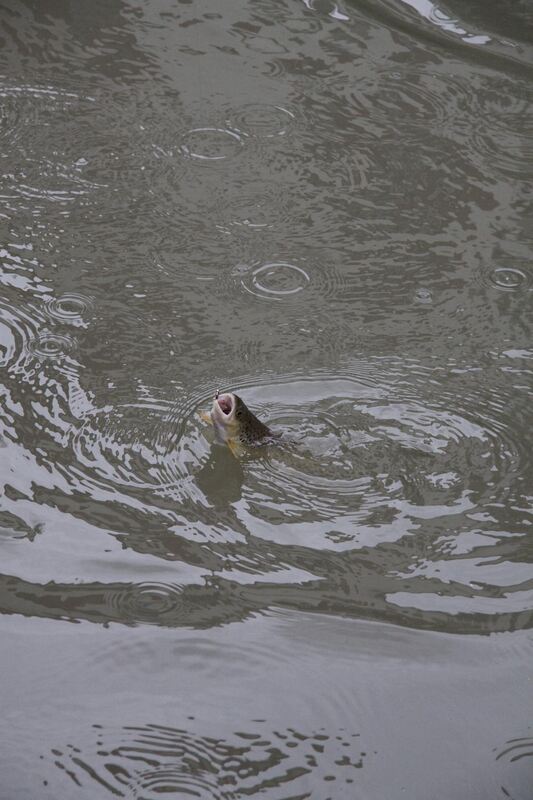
44,292 -> 94,325
213,183 -> 303,240
180,127 -> 244,162
218,187 -> 289,232
228,103 -> 296,138
488,268 -> 529,292
26,332 -> 76,359
240,261 -> 310,299
104,582 -> 184,626
231,256 -> 343,304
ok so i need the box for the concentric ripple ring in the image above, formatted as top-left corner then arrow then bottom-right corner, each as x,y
180,127 -> 243,161
45,292 -> 94,324
230,103 -> 296,138
240,261 -> 311,299
488,268 -> 528,291
26,332 -> 76,359
104,581 -> 184,625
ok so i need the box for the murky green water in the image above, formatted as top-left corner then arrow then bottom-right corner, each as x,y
1,0 -> 532,797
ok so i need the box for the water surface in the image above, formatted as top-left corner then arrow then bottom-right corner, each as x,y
0,0 -> 532,797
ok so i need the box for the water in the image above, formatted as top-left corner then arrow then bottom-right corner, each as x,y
1,0 -> 532,797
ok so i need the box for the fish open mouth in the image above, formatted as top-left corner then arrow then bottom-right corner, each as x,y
217,394 -> 233,415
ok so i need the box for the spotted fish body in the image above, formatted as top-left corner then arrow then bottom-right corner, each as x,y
231,393 -> 273,445
204,390 -> 276,455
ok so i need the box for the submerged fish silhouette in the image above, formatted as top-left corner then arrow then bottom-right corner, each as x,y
200,390 -> 278,457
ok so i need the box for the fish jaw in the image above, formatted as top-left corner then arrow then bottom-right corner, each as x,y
210,392 -> 238,443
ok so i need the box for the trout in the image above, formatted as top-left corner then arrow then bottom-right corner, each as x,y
200,390 -> 276,457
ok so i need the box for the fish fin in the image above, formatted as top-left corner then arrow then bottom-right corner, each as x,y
227,439 -> 245,459
198,411 -> 212,425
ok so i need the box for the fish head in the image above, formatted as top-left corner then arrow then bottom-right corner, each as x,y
210,390 -> 271,446
210,390 -> 239,440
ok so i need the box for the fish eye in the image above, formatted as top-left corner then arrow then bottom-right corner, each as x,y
236,409 -> 242,418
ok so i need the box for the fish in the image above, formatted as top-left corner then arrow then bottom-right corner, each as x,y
200,389 -> 277,457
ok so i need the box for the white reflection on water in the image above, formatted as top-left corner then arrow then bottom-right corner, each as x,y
398,0 -> 491,44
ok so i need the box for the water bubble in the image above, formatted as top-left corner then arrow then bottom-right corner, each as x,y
26,332 -> 76,359
488,267 -> 528,291
239,261 -> 311,300
180,127 -> 243,162
414,287 -> 433,304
